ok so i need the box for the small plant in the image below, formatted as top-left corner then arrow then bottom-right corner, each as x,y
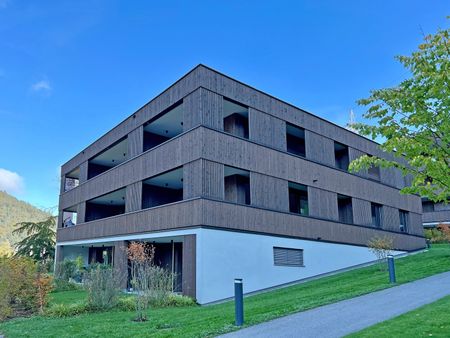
84,264 -> 124,310
34,270 -> 53,314
127,241 -> 176,322
367,235 -> 394,271
45,302 -> 89,318
436,224 -> 450,243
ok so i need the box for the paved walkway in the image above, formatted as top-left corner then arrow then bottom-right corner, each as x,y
219,271 -> 450,338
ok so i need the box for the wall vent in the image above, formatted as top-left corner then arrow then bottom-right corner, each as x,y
273,247 -> 304,267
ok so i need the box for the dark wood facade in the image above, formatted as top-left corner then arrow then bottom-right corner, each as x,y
57,65 -> 425,259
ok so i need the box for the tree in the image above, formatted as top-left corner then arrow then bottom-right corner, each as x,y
13,216 -> 56,265
348,23 -> 449,203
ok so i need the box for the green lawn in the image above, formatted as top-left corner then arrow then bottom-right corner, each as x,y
348,295 -> 450,337
1,245 -> 450,338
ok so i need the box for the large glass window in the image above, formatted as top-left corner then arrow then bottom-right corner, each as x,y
337,194 -> 353,224
334,142 -> 349,170
399,210 -> 409,233
288,182 -> 308,215
371,203 -> 383,228
286,123 -> 306,157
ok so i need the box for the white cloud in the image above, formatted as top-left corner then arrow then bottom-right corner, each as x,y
0,168 -> 25,195
31,80 -> 52,93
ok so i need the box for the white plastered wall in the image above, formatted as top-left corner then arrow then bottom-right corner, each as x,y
195,228 -> 404,304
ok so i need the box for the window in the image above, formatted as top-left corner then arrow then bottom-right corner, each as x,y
288,182 -> 308,215
422,200 -> 435,213
366,155 -> 380,181
286,123 -> 306,157
334,142 -> 349,170
273,247 -> 304,267
224,166 -> 250,205
143,101 -> 183,152
142,167 -> 183,209
223,98 -> 249,139
371,203 -> 383,228
337,194 -> 353,224
399,210 -> 409,233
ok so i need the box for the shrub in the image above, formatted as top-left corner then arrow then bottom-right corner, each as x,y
127,242 -> 177,321
45,302 -> 89,318
165,294 -> 196,307
0,256 -> 52,320
117,296 -> 136,311
437,224 -> 450,243
84,265 -> 123,310
53,279 -> 81,292
367,235 -> 394,271
55,259 -> 77,281
35,272 -> 53,314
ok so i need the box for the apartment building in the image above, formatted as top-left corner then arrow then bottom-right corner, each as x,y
422,199 -> 450,228
56,65 -> 425,304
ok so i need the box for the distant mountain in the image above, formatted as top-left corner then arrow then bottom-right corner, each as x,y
0,191 -> 51,255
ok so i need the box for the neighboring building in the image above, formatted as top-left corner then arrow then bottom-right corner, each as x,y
422,198 -> 450,228
56,65 -> 425,304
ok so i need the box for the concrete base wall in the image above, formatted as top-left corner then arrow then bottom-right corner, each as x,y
195,228 -> 404,304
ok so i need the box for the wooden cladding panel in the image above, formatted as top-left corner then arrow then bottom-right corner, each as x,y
183,160 -> 202,199
113,241 -> 128,288
308,187 -> 339,221
127,126 -> 143,158
250,172 -> 289,212
57,199 -> 425,251
249,108 -> 286,151
57,199 -> 203,242
125,181 -> 142,213
202,160 -> 224,199
305,131 -> 335,167
200,128 -> 421,213
77,202 -> 86,224
352,198 -> 372,227
200,199 -> 425,251
382,206 -> 401,232
182,235 -> 196,298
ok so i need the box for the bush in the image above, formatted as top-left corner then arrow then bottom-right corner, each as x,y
116,294 -> 195,311
55,259 -> 77,282
53,279 -> 81,292
367,235 -> 394,271
45,302 -> 89,318
165,294 -> 196,307
0,256 -> 52,320
84,265 -> 124,310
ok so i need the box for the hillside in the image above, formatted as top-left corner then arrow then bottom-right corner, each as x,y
0,191 -> 50,255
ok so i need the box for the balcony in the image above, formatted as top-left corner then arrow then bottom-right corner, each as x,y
85,188 -> 126,222
143,101 -> 183,152
142,167 -> 184,209
88,137 -> 129,180
64,167 -> 80,192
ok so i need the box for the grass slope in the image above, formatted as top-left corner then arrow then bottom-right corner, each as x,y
348,295 -> 450,337
1,245 -> 450,338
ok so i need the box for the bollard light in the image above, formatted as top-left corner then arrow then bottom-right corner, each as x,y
234,278 -> 244,326
387,255 -> 396,283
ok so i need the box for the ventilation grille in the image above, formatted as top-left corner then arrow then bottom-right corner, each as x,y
273,247 -> 304,267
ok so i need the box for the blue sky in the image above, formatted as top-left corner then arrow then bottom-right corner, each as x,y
0,1 -> 448,210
